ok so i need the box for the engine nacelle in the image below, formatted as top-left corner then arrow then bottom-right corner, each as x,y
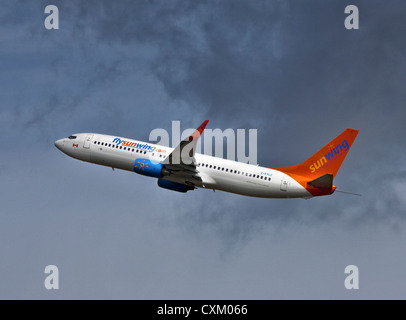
158,179 -> 194,193
133,159 -> 163,178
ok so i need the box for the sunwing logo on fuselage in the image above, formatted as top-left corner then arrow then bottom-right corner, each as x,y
112,138 -> 156,152
309,139 -> 349,173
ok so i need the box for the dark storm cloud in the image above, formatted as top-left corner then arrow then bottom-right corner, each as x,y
1,0 -> 406,298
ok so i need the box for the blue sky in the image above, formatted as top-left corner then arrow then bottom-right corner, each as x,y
1,0 -> 406,299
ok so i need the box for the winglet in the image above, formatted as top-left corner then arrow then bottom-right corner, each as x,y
197,120 -> 209,134
165,120 -> 209,166
191,120 -> 209,140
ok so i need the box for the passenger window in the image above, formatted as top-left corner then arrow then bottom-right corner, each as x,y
209,165 -> 212,168
98,142 -> 100,145
94,141 -> 97,144
226,169 -> 228,172
213,166 -> 216,169
120,146 -> 122,149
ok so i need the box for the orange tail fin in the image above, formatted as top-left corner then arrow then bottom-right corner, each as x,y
272,128 -> 359,182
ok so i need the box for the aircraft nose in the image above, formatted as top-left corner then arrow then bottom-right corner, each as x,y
54,139 -> 64,151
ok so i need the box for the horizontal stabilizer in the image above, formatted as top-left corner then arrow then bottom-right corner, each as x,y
308,173 -> 333,189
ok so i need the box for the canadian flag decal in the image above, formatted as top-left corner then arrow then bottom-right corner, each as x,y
73,144 -> 78,148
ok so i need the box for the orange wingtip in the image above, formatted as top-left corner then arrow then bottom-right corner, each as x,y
190,120 -> 209,140
197,120 -> 209,135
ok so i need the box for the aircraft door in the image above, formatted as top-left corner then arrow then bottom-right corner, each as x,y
83,134 -> 93,149
280,175 -> 289,191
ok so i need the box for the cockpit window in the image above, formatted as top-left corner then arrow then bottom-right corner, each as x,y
68,135 -> 77,140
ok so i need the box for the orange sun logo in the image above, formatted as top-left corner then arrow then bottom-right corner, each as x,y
134,160 -> 149,172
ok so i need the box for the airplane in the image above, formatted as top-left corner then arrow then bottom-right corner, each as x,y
54,121 -> 359,199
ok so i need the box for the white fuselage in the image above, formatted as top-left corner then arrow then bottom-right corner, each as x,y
55,133 -> 312,199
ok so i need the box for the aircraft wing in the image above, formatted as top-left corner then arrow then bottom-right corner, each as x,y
162,120 -> 209,182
